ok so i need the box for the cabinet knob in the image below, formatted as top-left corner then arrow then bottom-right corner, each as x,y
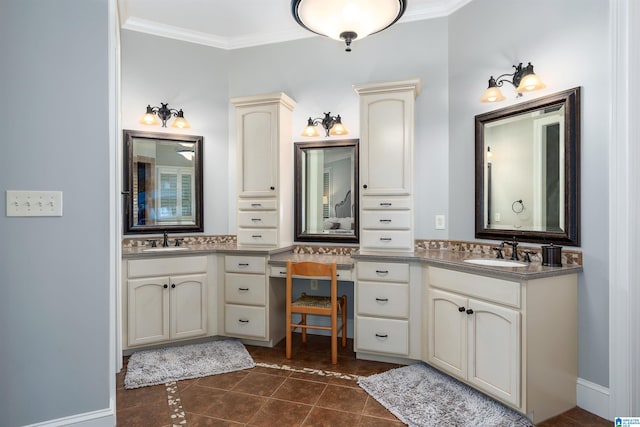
363,184 -> 368,189
458,306 -> 466,312
171,284 -> 176,288
270,186 -> 275,190
466,309 -> 474,315
163,284 -> 168,289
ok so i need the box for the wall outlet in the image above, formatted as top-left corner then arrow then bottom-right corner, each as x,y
435,214 -> 446,230
310,279 -> 318,290
6,191 -> 63,217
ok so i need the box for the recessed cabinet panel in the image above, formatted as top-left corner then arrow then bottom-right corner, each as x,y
225,256 -> 266,274
237,199 -> 278,210
357,261 -> 410,282
170,274 -> 207,340
361,211 -> 411,230
357,281 -> 409,318
238,211 -> 278,228
356,316 -> 409,355
128,256 -> 207,278
224,273 -> 266,305
225,304 -> 266,338
361,230 -> 413,251
428,288 -> 467,378
128,277 -> 170,346
240,110 -> 276,197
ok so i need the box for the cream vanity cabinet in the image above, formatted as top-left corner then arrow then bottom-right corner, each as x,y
354,260 -> 422,360
125,256 -> 208,348
354,79 -> 421,252
223,255 -> 285,345
231,93 -> 295,248
426,266 -> 578,423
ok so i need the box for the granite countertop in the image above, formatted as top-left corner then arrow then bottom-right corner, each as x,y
122,238 -> 582,281
353,249 -> 583,281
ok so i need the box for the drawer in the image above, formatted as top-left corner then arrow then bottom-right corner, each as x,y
360,197 -> 411,210
356,316 -> 408,355
238,211 -> 278,228
269,265 -> 353,281
225,273 -> 266,305
237,199 -> 277,210
128,256 -> 207,278
225,255 -> 266,274
225,304 -> 266,338
237,229 -> 278,246
357,282 -> 409,318
361,211 -> 411,230
429,267 -> 521,308
357,261 -> 410,282
361,230 -> 413,250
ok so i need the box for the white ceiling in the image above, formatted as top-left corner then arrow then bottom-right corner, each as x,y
118,0 -> 472,50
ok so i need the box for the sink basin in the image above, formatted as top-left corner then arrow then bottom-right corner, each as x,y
464,258 -> 527,267
143,247 -> 190,252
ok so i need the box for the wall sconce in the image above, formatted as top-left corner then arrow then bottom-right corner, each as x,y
291,0 -> 407,52
301,112 -> 348,137
141,102 -> 190,128
480,62 -> 546,103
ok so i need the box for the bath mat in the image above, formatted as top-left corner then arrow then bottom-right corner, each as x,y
358,362 -> 532,427
124,339 -> 255,389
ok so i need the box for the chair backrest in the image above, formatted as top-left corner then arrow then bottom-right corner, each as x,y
286,260 -> 338,306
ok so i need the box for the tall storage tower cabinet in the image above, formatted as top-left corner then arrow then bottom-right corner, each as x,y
231,93 -> 296,248
354,79 -> 421,253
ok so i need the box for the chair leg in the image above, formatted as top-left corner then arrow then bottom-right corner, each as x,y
301,313 -> 307,343
286,313 -> 292,360
331,309 -> 338,365
341,295 -> 347,348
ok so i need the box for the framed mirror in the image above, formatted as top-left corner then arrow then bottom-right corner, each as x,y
294,139 -> 359,243
123,130 -> 203,234
475,87 -> 580,245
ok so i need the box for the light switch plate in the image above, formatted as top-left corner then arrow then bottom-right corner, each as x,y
435,214 -> 446,230
6,191 -> 63,217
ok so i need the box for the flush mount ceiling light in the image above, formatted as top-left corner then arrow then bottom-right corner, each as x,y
141,102 -> 190,128
301,112 -> 348,137
291,0 -> 407,52
480,62 -> 546,103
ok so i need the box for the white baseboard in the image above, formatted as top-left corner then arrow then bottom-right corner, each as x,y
23,408 -> 115,427
577,377 -> 610,421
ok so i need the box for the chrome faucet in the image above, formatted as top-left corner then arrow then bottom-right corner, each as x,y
162,231 -> 170,247
502,237 -> 519,261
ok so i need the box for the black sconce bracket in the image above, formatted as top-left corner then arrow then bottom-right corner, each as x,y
306,112 -> 343,137
145,103 -> 185,127
487,62 -> 536,96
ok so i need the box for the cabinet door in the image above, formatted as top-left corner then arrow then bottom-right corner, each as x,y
170,273 -> 208,340
360,91 -> 413,196
128,276 -> 170,346
237,105 -> 277,198
467,298 -> 521,407
428,288 -> 467,379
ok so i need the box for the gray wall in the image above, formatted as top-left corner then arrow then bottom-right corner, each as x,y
448,0 -> 610,387
0,1 -> 112,426
120,30 -> 230,235
120,0 -> 610,393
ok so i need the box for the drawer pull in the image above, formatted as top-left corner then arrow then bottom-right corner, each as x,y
379,202 -> 392,207
238,287 -> 249,291
375,297 -> 389,303
379,219 -> 392,223
238,263 -> 249,267
251,234 -> 263,238
251,203 -> 262,207
458,306 -> 466,312
238,319 -> 250,324
278,270 -> 286,275
375,270 -> 389,275
379,237 -> 392,241
375,333 -> 389,339
251,218 -> 262,222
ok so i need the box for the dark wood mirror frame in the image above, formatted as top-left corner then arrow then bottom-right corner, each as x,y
294,139 -> 359,244
123,129 -> 204,234
475,87 -> 581,246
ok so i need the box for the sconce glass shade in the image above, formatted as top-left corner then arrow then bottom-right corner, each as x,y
302,118 -> 321,137
291,0 -> 406,46
480,86 -> 506,103
171,109 -> 190,128
516,72 -> 546,93
329,115 -> 348,136
141,105 -> 160,125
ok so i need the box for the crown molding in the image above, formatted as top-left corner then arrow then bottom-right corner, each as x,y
121,0 -> 474,50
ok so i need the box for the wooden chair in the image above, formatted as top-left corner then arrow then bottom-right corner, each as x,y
285,260 -> 347,364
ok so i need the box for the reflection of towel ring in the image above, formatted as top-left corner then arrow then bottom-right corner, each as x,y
512,199 -> 525,214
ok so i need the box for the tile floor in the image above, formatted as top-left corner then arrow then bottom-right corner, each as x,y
116,335 -> 611,426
